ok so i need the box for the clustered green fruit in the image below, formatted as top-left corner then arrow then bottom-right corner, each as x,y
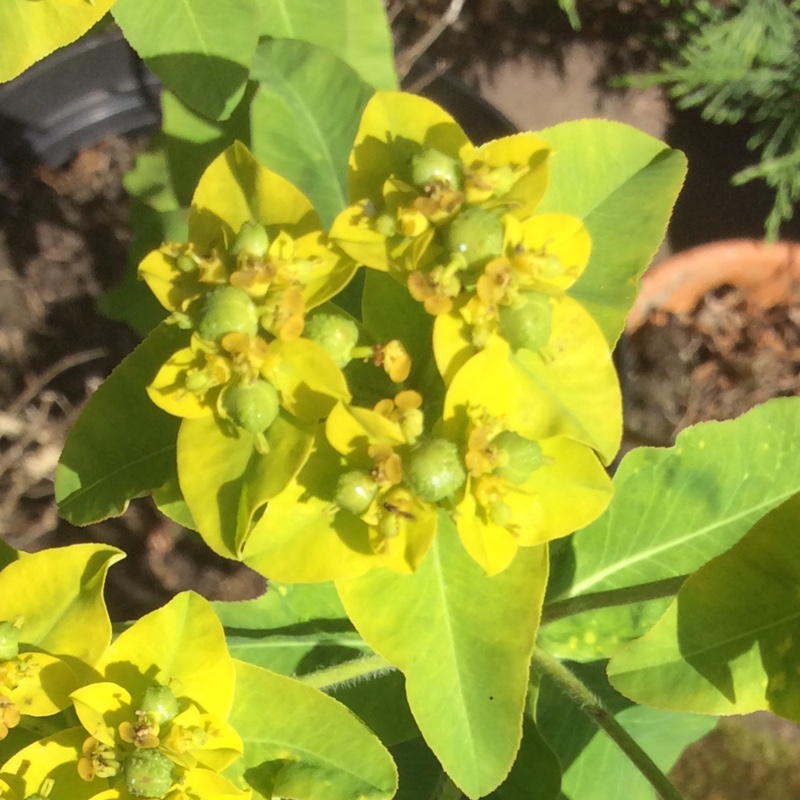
124,748 -> 175,798
493,431 -> 544,484
411,147 -> 463,190
335,470 -> 379,515
497,292 -> 552,352
231,220 -> 270,259
140,684 -> 180,725
197,286 -> 259,342
304,313 -> 360,367
221,379 -> 281,434
446,207 -> 504,269
0,620 -> 20,661
403,438 -> 466,502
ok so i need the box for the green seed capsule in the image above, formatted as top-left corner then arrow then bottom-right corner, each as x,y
497,292 -> 552,352
411,147 -> 463,190
374,213 -> 398,238
445,207 -> 504,269
303,314 -> 360,367
0,620 -> 20,661
231,220 -> 270,259
175,254 -> 196,274
124,748 -> 175,799
197,286 -> 259,342
335,470 -> 379,515
221,379 -> 280,434
404,439 -> 466,503
140,685 -> 179,725
493,431 -> 544,484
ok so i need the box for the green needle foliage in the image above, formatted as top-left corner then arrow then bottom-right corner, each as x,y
643,0 -> 800,239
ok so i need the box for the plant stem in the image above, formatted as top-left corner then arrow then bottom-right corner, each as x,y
299,653 -> 393,691
540,576 -> 687,625
531,648 -> 686,800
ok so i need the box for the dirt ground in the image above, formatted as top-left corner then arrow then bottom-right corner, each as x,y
2,3 -> 800,798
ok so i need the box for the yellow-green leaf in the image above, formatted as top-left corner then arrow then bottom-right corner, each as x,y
98,592 -> 235,720
0,0 -> 116,83
608,493 -> 800,720
230,659 -> 397,800
337,514 -> 548,798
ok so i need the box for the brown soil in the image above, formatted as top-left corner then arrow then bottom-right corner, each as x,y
623,280 -> 800,446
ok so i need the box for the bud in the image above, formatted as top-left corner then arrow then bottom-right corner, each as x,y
497,292 -> 552,352
493,431 -> 544,484
197,286 -> 259,342
124,749 -> 175,799
221,379 -> 281,435
404,439 -> 466,502
335,470 -> 379,515
445,207 -> 504,270
140,685 -> 179,725
304,314 -> 359,367
231,220 -> 270,260
411,147 -> 463,190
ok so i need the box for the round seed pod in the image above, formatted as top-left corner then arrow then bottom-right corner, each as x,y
0,621 -> 20,661
221,379 -> 280,435
493,431 -> 544,484
404,439 -> 466,503
197,286 -> 259,342
411,147 -> 463,190
303,314 -> 360,367
445,207 -> 504,270
124,749 -> 175,799
231,220 -> 270,259
335,470 -> 379,515
140,685 -> 179,725
497,292 -> 552,352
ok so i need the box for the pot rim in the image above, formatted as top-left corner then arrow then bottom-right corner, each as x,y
627,238 -> 800,334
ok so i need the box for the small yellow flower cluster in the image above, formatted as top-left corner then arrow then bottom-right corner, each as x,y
134,93 -> 621,581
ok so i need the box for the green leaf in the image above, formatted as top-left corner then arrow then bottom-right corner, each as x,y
541,397 -> 800,661
230,659 -> 398,800
337,513 -> 549,799
249,38 -> 374,227
112,0 -> 261,120
0,0 -> 115,83
536,661 -> 714,800
55,324 -> 185,525
101,591 -> 235,719
536,120 -> 687,345
161,85 -> 254,206
390,737 -> 447,800
0,544 -> 123,672
258,0 -> 398,90
608,492 -> 800,720
178,412 -> 313,559
489,680 -> 561,800
362,269 -> 441,395
214,581 -> 346,629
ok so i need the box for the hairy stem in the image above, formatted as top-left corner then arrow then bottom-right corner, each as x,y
540,576 -> 688,625
531,648 -> 685,800
299,653 -> 393,691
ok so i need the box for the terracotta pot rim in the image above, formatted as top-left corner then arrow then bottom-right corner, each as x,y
626,238 -> 800,333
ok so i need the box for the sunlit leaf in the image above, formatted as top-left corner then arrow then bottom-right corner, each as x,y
112,0 -> 261,119
258,0 -> 397,90
337,513 -> 548,798
608,493 -> 800,720
536,120 -> 686,344
55,324 -> 185,525
0,0 -> 115,83
541,397 -> 800,661
230,659 -> 397,800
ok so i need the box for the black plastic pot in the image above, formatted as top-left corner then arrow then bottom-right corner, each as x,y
0,30 -> 514,180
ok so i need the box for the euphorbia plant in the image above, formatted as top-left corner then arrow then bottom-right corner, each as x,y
4,2 -> 800,800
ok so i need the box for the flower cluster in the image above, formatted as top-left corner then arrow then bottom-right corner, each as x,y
0,547 -> 248,800
138,91 -> 621,579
